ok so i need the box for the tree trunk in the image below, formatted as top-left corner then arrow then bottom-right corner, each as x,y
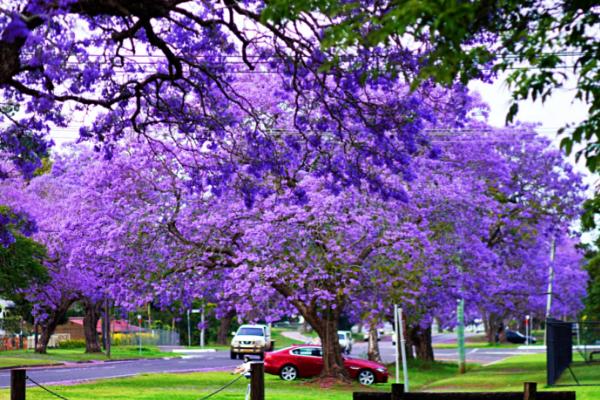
36,299 -> 72,354
83,299 -> 102,353
272,284 -> 348,382
311,307 -> 349,382
217,310 -> 235,345
407,324 -> 434,361
484,313 -> 505,344
367,325 -> 382,363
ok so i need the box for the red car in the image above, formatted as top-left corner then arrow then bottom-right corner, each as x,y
264,345 -> 388,385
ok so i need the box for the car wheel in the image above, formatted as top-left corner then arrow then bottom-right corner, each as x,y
357,369 -> 376,385
230,351 -> 236,360
280,365 -> 298,381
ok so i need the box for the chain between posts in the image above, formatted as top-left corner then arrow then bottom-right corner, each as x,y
26,376 -> 70,400
197,374 -> 244,400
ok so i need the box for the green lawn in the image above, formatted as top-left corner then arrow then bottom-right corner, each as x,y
0,357 -> 61,368
0,346 -> 178,368
422,353 -> 600,400
1,353 -> 598,400
270,328 -> 310,349
0,360 -> 457,400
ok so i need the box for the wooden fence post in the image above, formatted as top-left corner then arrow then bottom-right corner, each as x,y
523,382 -> 537,400
11,369 -> 26,400
250,361 -> 264,400
391,383 -> 405,400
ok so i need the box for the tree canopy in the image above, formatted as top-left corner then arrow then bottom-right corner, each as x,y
0,0 -> 592,378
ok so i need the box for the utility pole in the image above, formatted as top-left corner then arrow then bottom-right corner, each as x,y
394,304 -> 400,384
544,237 -> 556,346
200,305 -> 205,348
397,307 -> 409,392
187,309 -> 191,347
457,299 -> 466,374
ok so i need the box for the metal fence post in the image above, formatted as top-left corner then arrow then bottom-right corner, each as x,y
524,381 -> 537,400
250,362 -> 264,400
391,383 -> 404,400
11,369 -> 26,400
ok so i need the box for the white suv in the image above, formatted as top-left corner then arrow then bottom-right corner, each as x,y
230,324 -> 272,360
338,330 -> 353,354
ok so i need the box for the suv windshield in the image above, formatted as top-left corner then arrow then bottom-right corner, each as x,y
338,333 -> 345,340
238,327 -> 264,336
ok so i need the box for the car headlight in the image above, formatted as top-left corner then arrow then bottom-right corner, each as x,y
376,367 -> 386,373
255,339 -> 265,346
232,340 -> 239,346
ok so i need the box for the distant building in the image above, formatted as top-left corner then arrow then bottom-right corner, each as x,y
0,299 -> 15,319
54,317 -> 143,340
0,299 -> 16,336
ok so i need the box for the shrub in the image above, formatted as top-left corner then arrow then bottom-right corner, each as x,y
58,339 -> 86,349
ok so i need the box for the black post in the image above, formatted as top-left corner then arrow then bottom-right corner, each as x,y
523,382 -> 537,400
34,324 -> 38,351
250,362 -> 265,400
391,383 -> 405,400
10,369 -> 26,400
105,299 -> 111,358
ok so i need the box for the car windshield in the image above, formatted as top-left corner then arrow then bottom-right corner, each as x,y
338,333 -> 345,339
237,327 -> 264,336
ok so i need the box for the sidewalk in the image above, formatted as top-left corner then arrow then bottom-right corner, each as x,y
280,331 -> 319,344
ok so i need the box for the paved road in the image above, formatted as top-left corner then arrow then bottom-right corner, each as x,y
0,342 -> 544,388
352,338 -> 544,366
0,353 -> 241,388
433,347 -> 544,365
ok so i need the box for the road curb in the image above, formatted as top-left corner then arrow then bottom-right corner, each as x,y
171,349 -> 217,354
0,365 -> 238,389
0,363 -> 64,371
0,356 -> 180,371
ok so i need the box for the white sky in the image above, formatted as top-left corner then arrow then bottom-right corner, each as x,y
470,74 -> 596,244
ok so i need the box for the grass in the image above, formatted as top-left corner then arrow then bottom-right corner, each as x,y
422,353 -> 600,400
0,360 -> 457,400
0,346 -> 178,368
270,328 -> 311,349
1,352 -> 598,400
0,357 -> 60,368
